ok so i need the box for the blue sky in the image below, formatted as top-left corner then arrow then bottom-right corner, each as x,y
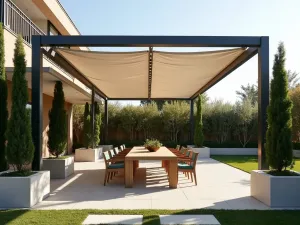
60,0 -> 300,105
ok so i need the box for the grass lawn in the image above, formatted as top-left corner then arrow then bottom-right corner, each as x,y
1,209 -> 300,225
211,155 -> 300,173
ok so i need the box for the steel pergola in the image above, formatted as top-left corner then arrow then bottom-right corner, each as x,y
31,35 -> 269,171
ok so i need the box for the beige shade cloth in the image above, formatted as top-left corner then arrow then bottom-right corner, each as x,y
56,49 -> 149,98
56,48 -> 246,99
151,48 -> 246,98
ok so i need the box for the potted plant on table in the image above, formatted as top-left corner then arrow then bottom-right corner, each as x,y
189,94 -> 210,158
42,81 -> 74,179
144,138 -> 162,152
251,42 -> 300,208
0,36 -> 50,208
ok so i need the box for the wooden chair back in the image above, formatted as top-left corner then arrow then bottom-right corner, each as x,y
103,151 -> 111,168
109,149 -> 115,158
191,152 -> 199,168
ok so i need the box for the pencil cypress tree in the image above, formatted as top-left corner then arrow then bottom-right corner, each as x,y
94,102 -> 101,146
83,102 -> 92,148
47,81 -> 67,158
6,36 -> 34,172
266,42 -> 293,172
0,23 -> 8,171
194,94 -> 204,147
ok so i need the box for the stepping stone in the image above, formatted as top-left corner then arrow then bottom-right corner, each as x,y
82,215 -> 143,225
159,215 -> 220,225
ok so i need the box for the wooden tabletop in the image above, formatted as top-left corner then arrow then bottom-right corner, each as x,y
125,146 -> 177,160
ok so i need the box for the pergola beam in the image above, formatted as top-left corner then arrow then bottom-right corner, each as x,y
148,47 -> 153,99
39,35 -> 261,47
190,47 -> 258,99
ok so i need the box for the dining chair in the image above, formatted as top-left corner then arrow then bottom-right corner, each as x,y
177,152 -> 199,185
103,151 -> 125,186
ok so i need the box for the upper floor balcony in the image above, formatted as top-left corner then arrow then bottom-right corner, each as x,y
3,0 -> 46,45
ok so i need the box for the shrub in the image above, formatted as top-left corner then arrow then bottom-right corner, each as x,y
194,94 -> 204,147
0,23 -> 8,171
47,81 -> 67,158
83,102 -> 92,148
6,36 -> 34,172
266,42 -> 293,172
94,102 -> 101,146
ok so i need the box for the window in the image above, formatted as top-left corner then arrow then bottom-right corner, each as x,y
47,21 -> 61,36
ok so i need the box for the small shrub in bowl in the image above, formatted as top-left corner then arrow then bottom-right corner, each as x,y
144,139 -> 162,152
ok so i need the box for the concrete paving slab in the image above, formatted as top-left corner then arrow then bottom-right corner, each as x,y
82,215 -> 143,225
159,215 -> 220,225
34,158 -> 269,210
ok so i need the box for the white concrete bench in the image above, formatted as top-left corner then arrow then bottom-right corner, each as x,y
159,215 -> 220,225
82,215 -> 143,225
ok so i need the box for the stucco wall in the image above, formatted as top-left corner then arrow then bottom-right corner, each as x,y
7,81 -> 73,158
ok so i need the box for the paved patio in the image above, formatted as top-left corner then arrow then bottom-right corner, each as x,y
34,158 -> 269,210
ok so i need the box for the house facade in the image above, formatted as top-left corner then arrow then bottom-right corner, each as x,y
1,0 -> 95,157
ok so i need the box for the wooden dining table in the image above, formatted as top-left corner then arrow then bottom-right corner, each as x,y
125,146 -> 178,188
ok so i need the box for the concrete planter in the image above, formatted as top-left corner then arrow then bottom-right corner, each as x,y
99,145 -> 113,152
251,170 -> 300,208
187,145 -> 210,158
42,156 -> 74,179
210,148 -> 257,155
293,150 -> 300,158
75,147 -> 103,162
0,171 -> 50,208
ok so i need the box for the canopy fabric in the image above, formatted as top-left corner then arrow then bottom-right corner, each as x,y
56,48 -> 246,99
55,49 -> 149,98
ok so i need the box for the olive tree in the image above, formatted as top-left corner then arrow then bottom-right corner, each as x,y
162,101 -> 189,143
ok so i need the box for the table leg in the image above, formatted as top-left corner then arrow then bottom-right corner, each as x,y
168,159 -> 177,188
125,160 -> 133,188
133,160 -> 139,175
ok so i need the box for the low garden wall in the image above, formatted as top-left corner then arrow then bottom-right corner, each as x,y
210,148 -> 257,155
210,148 -> 300,158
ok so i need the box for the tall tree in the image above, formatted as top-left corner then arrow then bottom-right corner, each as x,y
266,42 -> 293,172
194,95 -> 204,147
287,70 -> 299,89
0,23 -> 8,171
47,81 -> 67,158
94,102 -> 101,146
236,83 -> 258,105
162,101 -> 190,143
234,99 -> 258,147
83,102 -> 92,148
6,36 -> 34,172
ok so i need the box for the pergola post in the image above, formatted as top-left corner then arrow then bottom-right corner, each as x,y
31,36 -> 43,171
190,99 -> 194,144
258,37 -> 269,170
91,87 -> 95,148
104,99 -> 108,144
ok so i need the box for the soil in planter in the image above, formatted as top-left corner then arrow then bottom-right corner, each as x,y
0,171 -> 37,177
267,170 -> 299,176
47,155 -> 71,160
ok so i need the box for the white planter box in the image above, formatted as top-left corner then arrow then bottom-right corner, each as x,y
0,171 -> 50,208
293,150 -> 300,158
75,147 -> 103,162
99,145 -> 113,152
251,170 -> 300,208
187,145 -> 210,158
42,156 -> 74,179
210,148 -> 258,155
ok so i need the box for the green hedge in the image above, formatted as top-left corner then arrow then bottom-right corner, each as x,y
73,140 -> 300,150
